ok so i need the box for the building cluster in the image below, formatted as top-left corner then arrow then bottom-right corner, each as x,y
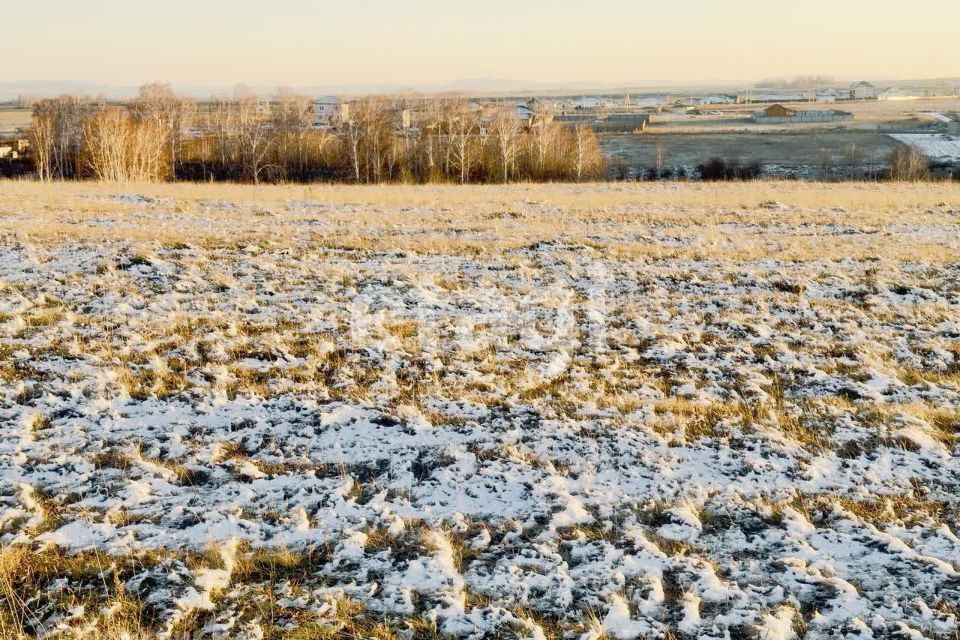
311,96 -> 523,131
847,81 -> 960,102
704,81 -> 960,106
0,137 -> 28,160
308,96 -> 649,134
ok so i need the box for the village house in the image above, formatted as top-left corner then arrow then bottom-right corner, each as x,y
513,103 -> 535,122
812,89 -> 843,103
738,92 -> 805,104
569,96 -> 616,111
312,96 -> 349,128
679,95 -> 735,107
631,96 -> 665,109
757,104 -> 796,118
877,86 -> 924,101
850,81 -> 879,100
0,138 -> 28,160
395,108 -> 412,131
526,97 -> 558,112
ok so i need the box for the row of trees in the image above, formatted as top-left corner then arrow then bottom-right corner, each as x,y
28,84 -> 605,184
30,88 -> 181,182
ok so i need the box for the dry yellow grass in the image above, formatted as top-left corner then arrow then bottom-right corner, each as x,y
3,177 -> 958,209
0,108 -> 31,133
1,180 -> 958,262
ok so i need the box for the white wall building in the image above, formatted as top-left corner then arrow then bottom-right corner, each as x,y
750,93 -> 806,103
313,96 -> 348,128
680,95 -> 735,106
570,97 -> 614,110
850,81 -> 879,100
813,89 -> 843,103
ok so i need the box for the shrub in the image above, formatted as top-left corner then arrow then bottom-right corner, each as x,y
697,157 -> 762,181
888,145 -> 930,182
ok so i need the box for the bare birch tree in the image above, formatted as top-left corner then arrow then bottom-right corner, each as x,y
530,104 -> 556,178
490,106 -> 521,183
82,107 -> 167,182
448,100 -> 479,184
571,124 -> 600,181
23,91 -> 606,185
234,91 -> 272,184
271,88 -> 314,180
342,115 -> 363,183
29,103 -> 55,181
130,83 -> 195,179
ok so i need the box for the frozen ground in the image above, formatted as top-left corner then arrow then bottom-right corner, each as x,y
889,134 -> 960,162
1,183 -> 959,639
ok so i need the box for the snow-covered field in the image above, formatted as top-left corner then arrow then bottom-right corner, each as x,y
1,182 -> 959,639
889,134 -> 960,162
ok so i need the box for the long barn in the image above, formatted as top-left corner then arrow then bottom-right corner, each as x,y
752,103 -> 854,124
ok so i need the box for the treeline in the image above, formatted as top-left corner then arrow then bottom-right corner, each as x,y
28,84 -> 605,184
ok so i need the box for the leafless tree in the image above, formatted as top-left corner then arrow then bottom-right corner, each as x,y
418,98 -> 445,180
361,97 -> 392,183
82,107 -> 167,182
29,103 -> 55,181
207,96 -> 236,170
530,105 -> 556,177
24,89 -> 606,185
448,100 -> 479,184
889,145 -> 930,182
342,115 -> 363,183
234,91 -> 273,184
270,88 -> 314,179
341,97 -> 393,183
840,143 -> 865,180
130,83 -> 195,179
490,106 -> 521,183
46,95 -> 91,179
572,124 -> 599,181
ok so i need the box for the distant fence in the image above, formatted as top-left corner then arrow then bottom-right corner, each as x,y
752,112 -> 853,124
555,113 -> 649,133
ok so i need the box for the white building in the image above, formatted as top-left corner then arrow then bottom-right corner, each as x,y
313,96 -> 348,128
750,93 -> 805,103
571,97 -> 614,110
631,97 -> 665,108
514,104 -> 535,120
878,87 -> 921,101
680,95 -> 735,106
813,89 -> 843,103
0,138 -> 26,160
850,81 -> 879,100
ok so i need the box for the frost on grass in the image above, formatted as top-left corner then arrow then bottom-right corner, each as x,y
1,186 -> 959,639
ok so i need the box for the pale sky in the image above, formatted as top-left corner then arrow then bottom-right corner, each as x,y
2,0 -> 958,89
